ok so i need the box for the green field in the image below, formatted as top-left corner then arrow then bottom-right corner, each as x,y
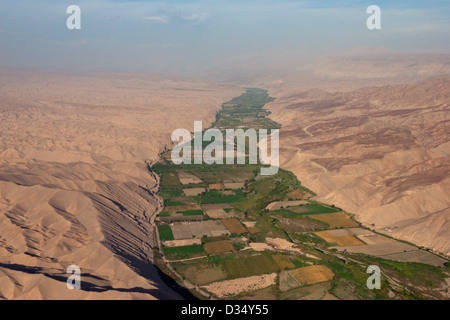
160,189 -> 184,198
272,203 -> 340,218
178,210 -> 204,216
159,172 -> 182,189
158,225 -> 174,241
172,262 -> 227,285
249,178 -> 275,193
221,253 -> 281,279
163,245 -> 205,260
201,190 -> 246,204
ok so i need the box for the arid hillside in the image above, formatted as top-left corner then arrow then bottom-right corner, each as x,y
0,69 -> 242,299
267,77 -> 450,256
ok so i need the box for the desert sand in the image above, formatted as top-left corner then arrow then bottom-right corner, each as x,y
0,69 -> 242,299
264,63 -> 450,257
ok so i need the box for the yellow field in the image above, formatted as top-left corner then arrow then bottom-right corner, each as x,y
209,183 -> 226,190
247,227 -> 261,234
315,231 -> 365,246
272,255 -> 296,270
290,265 -> 334,285
286,190 -> 306,200
222,218 -> 248,234
204,240 -> 235,255
309,212 -> 358,228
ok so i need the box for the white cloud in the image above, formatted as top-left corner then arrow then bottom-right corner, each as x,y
144,16 -> 169,24
183,12 -> 210,24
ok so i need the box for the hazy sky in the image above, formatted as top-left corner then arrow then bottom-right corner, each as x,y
0,0 -> 449,78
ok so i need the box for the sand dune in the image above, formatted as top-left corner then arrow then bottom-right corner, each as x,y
0,69 -> 242,299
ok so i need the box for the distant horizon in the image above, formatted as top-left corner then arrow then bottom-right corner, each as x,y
1,1 -> 449,79
1,47 -> 449,82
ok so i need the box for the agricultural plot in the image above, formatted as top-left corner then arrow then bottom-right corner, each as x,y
163,238 -> 202,248
272,255 -> 296,270
328,228 -> 423,258
193,166 -> 255,184
249,178 -> 275,194
183,188 -> 206,196
266,200 -> 309,211
160,172 -> 182,189
202,203 -> 234,210
206,208 -> 240,219
160,189 -> 184,199
174,263 -> 227,286
159,225 -> 174,241
163,244 -> 205,260
164,204 -> 202,212
279,270 -> 301,292
381,250 -> 448,267
224,182 -> 245,189
239,285 -> 277,300
243,222 -> 262,234
204,240 -> 235,255
201,189 -> 246,204
209,183 -> 226,190
279,282 -> 333,300
315,230 -> 366,247
161,209 -> 204,218
230,196 -> 261,212
308,212 -> 358,228
202,273 -> 278,299
171,220 -> 230,240
202,203 -> 241,219
277,217 -> 326,233
178,210 -> 204,216
221,254 -> 281,279
272,203 -> 340,219
221,190 -> 236,196
247,227 -> 262,234
177,172 -> 203,185
332,279 -> 365,300
290,265 -> 334,286
159,212 -> 204,223
333,238 -> 421,257
222,218 -> 248,234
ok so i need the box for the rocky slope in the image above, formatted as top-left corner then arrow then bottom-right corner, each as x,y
267,77 -> 450,256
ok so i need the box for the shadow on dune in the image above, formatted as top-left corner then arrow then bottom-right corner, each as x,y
0,261 -> 197,300
101,243 -> 198,300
